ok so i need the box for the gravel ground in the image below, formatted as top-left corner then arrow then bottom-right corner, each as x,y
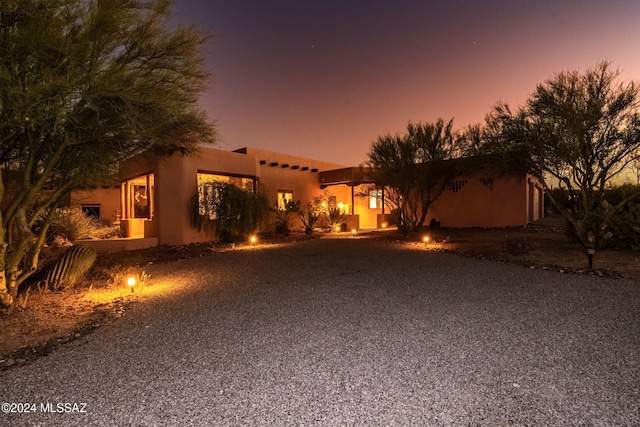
1,237 -> 639,426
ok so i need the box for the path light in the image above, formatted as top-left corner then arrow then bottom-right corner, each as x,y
250,235 -> 257,246
338,202 -> 344,209
335,225 -> 341,232
382,222 -> 387,229
127,276 -> 137,293
423,236 -> 430,247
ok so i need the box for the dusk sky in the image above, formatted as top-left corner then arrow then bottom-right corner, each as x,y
172,1 -> 640,166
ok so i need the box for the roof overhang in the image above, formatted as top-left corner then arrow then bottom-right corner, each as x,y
319,167 -> 376,188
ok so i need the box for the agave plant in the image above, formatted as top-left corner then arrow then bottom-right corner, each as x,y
326,205 -> 347,232
299,203 -> 320,234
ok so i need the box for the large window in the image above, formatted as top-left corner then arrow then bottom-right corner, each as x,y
122,173 -> 154,219
197,172 -> 254,190
369,189 -> 383,209
197,172 -> 256,219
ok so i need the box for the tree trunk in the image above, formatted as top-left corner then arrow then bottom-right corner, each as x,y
0,274 -> 13,309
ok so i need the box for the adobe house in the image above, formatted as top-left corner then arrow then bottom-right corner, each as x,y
317,163 -> 544,229
429,156 -> 545,227
71,146 -> 372,247
428,174 -> 544,227
70,146 -> 543,250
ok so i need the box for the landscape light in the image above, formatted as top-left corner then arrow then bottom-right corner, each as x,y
382,222 -> 387,228
351,229 -> 356,235
338,202 -> 344,209
127,276 -> 136,293
250,235 -> 257,246
423,236 -> 430,246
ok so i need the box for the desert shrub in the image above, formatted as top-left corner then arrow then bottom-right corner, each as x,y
272,199 -> 300,237
601,201 -> 640,250
389,207 -> 411,236
189,181 -> 269,243
547,184 -> 640,248
547,184 -> 640,216
90,222 -> 122,239
603,183 -> 640,207
504,238 -> 529,255
44,208 -> 121,243
47,208 -> 96,242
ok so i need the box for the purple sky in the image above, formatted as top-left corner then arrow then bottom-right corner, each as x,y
172,0 -> 640,166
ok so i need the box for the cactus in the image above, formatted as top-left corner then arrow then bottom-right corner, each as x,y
45,245 -> 97,290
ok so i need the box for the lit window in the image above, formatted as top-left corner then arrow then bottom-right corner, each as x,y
277,191 -> 293,210
122,173 -> 154,219
197,173 -> 253,190
369,189 -> 382,209
197,173 -> 255,219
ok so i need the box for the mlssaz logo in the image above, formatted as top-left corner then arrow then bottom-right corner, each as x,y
40,403 -> 87,413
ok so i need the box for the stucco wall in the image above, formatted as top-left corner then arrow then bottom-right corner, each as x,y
427,173 -> 529,228
69,188 -> 120,224
352,185 -> 382,229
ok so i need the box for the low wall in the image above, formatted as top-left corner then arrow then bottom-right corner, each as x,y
73,237 -> 159,253
377,214 -> 393,228
345,215 -> 360,231
120,218 -> 147,238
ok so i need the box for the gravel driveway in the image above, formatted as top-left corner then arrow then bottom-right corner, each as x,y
1,237 -> 639,426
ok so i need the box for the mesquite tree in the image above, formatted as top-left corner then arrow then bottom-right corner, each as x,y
471,62 -> 640,248
0,0 -> 215,309
367,119 -> 459,233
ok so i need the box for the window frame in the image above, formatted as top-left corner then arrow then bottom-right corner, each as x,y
369,189 -> 383,209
